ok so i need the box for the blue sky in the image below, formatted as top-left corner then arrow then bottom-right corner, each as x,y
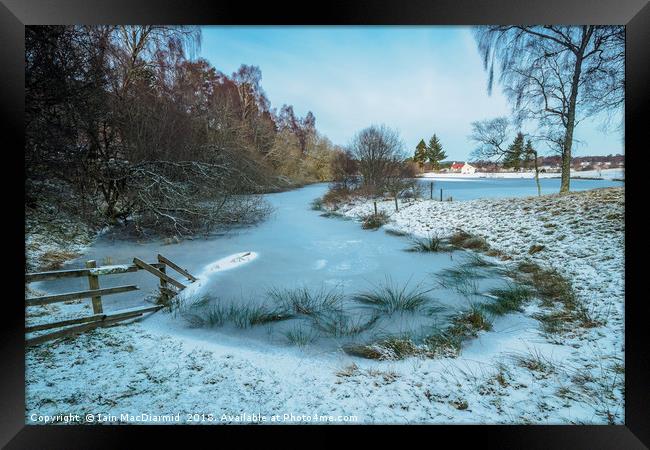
199,26 -> 624,160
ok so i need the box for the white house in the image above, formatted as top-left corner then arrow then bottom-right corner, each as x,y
451,162 -> 476,174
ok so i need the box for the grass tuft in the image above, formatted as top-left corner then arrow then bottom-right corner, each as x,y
407,234 -> 445,252
180,297 -> 292,329
437,265 -> 485,298
483,283 -> 532,316
283,324 -> 319,347
448,305 -> 493,337
312,311 -> 379,337
352,278 -> 431,314
463,253 -> 497,268
267,286 -> 343,316
423,331 -> 462,358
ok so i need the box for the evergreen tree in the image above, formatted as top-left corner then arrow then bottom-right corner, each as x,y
427,134 -> 447,170
503,132 -> 524,170
524,139 -> 542,196
523,139 -> 535,169
414,139 -> 428,167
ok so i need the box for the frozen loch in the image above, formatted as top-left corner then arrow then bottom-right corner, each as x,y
32,183 -> 519,354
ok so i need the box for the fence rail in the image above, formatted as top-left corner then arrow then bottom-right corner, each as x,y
26,285 -> 139,306
25,262 -> 166,283
25,255 -> 195,346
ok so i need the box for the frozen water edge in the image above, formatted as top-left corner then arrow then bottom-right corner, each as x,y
25,187 -> 624,425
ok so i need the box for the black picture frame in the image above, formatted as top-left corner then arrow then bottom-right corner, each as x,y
2,0 -> 648,447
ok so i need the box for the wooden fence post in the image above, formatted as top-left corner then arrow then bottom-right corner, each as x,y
85,260 -> 103,314
159,264 -> 169,304
374,201 -> 378,215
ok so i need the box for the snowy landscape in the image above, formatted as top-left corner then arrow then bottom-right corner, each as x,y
25,25 -> 625,425
26,179 -> 624,424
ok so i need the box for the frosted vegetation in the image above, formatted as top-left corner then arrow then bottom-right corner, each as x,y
26,181 -> 625,424
31,179 -> 619,362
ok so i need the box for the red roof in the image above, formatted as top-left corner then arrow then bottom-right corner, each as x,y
451,163 -> 465,169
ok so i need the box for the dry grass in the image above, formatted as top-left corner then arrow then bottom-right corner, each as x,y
322,186 -> 352,207
449,306 -> 493,337
449,231 -> 489,251
483,284 -> 532,316
361,211 -> 389,230
39,250 -> 79,271
509,260 -> 603,333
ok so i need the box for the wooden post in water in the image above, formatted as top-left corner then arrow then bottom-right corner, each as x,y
440,188 -> 443,202
85,260 -> 103,314
430,182 -> 433,200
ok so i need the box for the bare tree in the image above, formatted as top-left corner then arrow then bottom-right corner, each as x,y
474,25 -> 624,193
277,105 -> 316,155
330,149 -> 359,190
469,117 -> 542,196
349,125 -> 406,192
384,160 -> 419,211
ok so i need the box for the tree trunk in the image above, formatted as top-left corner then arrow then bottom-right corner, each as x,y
560,29 -> 591,194
533,153 -> 541,197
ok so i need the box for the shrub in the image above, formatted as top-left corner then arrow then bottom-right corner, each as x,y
322,185 -> 352,206
361,211 -> 389,230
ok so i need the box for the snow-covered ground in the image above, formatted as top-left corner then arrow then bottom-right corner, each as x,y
25,187 -> 624,425
421,168 -> 624,180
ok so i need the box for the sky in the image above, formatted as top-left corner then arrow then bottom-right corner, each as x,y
198,26 -> 624,161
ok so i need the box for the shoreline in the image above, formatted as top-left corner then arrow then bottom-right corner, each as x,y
25,186 -> 624,424
419,168 -> 624,181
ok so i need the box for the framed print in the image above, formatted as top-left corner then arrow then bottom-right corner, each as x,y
2,0 -> 648,447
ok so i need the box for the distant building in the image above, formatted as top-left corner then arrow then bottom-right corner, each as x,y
450,162 -> 476,174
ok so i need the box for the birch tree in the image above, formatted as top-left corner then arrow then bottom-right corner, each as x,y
474,26 -> 624,193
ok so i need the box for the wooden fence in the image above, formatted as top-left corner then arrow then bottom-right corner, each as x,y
25,254 -> 196,346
